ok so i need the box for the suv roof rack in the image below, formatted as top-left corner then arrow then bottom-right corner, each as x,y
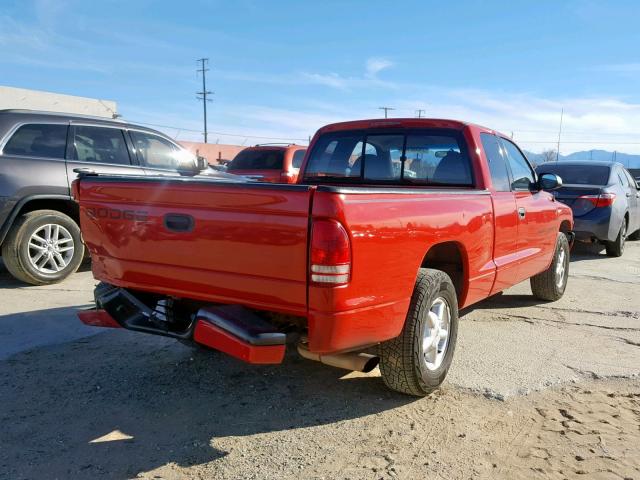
0,109 -> 125,122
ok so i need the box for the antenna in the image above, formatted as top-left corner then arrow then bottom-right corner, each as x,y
378,106 -> 395,119
196,58 -> 213,143
556,108 -> 564,162
415,109 -> 426,118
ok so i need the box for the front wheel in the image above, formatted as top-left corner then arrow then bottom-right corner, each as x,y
1,210 -> 84,285
530,232 -> 570,301
379,268 -> 459,396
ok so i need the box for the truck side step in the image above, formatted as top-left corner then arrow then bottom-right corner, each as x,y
194,306 -> 286,364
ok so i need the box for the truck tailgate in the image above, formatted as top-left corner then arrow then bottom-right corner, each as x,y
76,176 -> 313,315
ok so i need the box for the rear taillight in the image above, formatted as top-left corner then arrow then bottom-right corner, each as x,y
577,193 -> 616,208
573,193 -> 616,216
280,171 -> 296,183
310,219 -> 351,285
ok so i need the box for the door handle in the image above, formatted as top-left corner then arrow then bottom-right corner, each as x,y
518,207 -> 526,219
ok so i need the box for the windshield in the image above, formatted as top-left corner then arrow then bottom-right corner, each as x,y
537,164 -> 611,185
228,149 -> 285,170
303,129 -> 473,186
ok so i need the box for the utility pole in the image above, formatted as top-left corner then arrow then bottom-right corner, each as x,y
378,106 -> 395,119
415,109 -> 426,118
556,108 -> 564,162
196,58 -> 213,143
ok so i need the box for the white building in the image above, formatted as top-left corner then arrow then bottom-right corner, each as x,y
0,85 -> 118,118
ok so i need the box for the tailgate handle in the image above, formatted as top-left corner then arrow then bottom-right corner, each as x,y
164,213 -> 194,233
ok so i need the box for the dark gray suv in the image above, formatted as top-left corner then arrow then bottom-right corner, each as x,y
0,109 -> 219,285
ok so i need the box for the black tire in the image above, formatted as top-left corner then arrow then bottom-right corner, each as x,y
379,268 -> 458,397
530,232 -> 570,301
1,210 -> 84,285
627,228 -> 640,241
605,218 -> 627,257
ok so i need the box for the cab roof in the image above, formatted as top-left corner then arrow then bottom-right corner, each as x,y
316,118 -> 506,137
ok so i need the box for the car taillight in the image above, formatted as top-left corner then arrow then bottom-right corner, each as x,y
577,193 -> 616,208
310,219 -> 351,286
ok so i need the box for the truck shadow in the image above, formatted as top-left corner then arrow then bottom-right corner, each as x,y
0,323 -> 415,479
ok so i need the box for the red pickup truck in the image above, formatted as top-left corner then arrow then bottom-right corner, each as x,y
74,119 -> 573,396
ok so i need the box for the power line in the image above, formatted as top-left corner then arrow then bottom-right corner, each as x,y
556,108 -> 564,162
127,119 -> 309,142
196,58 -> 213,143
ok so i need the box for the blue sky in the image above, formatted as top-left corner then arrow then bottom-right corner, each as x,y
2,0 -> 640,154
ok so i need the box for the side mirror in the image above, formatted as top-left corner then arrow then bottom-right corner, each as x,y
538,173 -> 562,191
196,155 -> 208,171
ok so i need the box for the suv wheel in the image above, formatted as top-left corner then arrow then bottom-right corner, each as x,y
1,210 -> 84,285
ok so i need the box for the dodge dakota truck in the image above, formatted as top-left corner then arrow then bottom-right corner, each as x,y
74,119 -> 573,396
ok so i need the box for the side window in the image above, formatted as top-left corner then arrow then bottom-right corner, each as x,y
72,126 -> 131,165
2,124 -> 68,159
617,170 -> 629,187
130,131 -> 180,170
623,169 -> 638,189
480,133 -> 511,191
501,138 -> 535,190
292,149 -> 306,169
362,134 -> 403,181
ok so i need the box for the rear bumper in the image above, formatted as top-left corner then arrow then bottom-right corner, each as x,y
573,209 -> 615,242
78,284 -> 285,365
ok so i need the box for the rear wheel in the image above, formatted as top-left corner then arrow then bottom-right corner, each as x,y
605,219 -> 627,257
530,232 -> 570,301
1,210 -> 84,285
379,268 -> 458,396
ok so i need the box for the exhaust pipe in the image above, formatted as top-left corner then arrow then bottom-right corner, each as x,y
297,343 -> 379,373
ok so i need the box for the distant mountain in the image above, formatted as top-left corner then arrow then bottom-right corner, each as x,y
524,149 -> 640,169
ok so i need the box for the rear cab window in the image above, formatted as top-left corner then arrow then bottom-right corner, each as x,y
228,149 -> 285,171
303,128 -> 473,186
2,123 -> 68,159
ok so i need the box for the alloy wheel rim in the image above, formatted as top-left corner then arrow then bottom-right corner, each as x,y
27,224 -> 75,274
621,222 -> 627,253
422,297 -> 451,371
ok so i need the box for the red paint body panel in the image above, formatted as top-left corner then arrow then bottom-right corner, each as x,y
78,309 -> 121,328
76,118 -> 573,356
193,320 -> 285,364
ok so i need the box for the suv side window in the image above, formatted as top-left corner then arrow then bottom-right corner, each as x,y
480,133 -> 511,191
292,149 -> 306,169
72,126 -> 131,165
501,138 -> 535,190
2,124 -> 68,159
130,131 -> 180,170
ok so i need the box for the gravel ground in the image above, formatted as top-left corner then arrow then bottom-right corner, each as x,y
0,241 -> 639,479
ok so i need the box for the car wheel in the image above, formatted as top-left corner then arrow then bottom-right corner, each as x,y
530,232 -> 570,301
379,268 -> 458,396
605,218 -> 627,257
1,210 -> 84,285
